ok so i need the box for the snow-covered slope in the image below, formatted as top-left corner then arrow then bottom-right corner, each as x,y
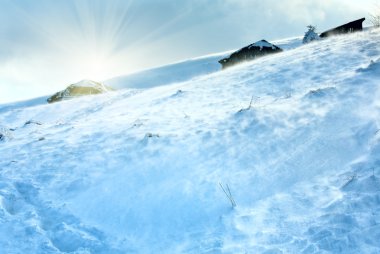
1,29 -> 380,253
104,53 -> 227,90
104,37 -> 301,90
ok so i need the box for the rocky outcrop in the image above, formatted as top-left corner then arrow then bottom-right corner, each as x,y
320,18 -> 365,38
219,40 -> 283,69
47,80 -> 113,103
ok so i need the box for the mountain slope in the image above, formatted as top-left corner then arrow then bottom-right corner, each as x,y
104,53 -> 227,90
104,36 -> 301,90
1,29 -> 380,253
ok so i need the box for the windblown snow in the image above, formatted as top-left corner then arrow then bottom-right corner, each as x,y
1,28 -> 380,253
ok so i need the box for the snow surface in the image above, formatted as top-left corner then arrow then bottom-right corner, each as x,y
1,28 -> 380,253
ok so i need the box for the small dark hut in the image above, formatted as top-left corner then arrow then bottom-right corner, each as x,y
320,18 -> 365,38
219,40 -> 283,69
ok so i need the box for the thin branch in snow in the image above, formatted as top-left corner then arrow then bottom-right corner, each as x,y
219,182 -> 236,208
341,173 -> 357,188
248,95 -> 254,109
237,95 -> 259,113
181,110 -> 190,118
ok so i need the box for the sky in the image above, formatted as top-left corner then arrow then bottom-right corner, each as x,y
0,0 -> 375,104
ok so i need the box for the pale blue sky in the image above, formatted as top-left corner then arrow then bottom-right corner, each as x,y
0,0 -> 374,103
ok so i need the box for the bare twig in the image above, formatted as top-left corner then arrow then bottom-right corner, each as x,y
284,90 -> 292,99
248,95 -> 254,109
181,110 -> 189,118
342,174 -> 357,188
237,95 -> 259,113
219,182 -> 236,208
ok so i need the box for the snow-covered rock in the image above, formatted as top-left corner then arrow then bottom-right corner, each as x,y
219,39 -> 282,69
47,80 -> 113,103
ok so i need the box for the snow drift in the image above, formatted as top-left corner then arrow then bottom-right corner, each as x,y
1,28 -> 380,253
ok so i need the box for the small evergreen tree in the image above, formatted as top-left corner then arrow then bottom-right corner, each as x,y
303,25 -> 320,44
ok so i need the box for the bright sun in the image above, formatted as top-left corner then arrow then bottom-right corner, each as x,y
1,0 -> 192,103
74,50 -> 116,81
14,0 -> 139,84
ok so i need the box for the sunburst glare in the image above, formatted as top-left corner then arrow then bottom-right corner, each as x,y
3,0 -> 193,94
